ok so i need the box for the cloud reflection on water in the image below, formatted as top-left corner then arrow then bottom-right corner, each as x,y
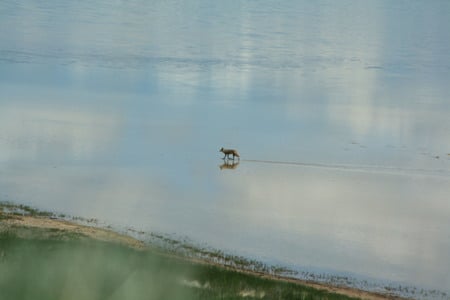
218,163 -> 450,290
0,93 -> 123,163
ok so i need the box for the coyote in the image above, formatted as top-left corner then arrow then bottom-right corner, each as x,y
220,147 -> 240,160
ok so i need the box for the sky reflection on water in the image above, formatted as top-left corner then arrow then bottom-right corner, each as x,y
1,0 -> 450,297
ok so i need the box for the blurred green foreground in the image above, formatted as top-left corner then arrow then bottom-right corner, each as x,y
0,229 -> 355,300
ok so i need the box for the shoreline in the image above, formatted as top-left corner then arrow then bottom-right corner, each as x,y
0,212 -> 405,300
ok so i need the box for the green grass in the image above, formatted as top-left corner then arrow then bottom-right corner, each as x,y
0,231 -> 358,300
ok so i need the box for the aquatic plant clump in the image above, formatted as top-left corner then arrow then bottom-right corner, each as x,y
0,202 -> 54,217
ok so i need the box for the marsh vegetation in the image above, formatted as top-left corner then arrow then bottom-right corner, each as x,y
0,229 -> 358,300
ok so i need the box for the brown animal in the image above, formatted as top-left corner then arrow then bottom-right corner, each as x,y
220,147 -> 240,160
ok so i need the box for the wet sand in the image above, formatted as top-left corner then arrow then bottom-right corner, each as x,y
0,213 -> 405,300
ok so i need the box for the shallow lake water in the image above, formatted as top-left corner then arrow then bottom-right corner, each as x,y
1,1 -> 450,298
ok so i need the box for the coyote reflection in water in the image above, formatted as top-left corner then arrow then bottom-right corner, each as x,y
220,160 -> 239,170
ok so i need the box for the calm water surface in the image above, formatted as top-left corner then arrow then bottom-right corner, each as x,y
1,1 -> 450,298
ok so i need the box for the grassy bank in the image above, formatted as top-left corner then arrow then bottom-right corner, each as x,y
0,228 -> 357,300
